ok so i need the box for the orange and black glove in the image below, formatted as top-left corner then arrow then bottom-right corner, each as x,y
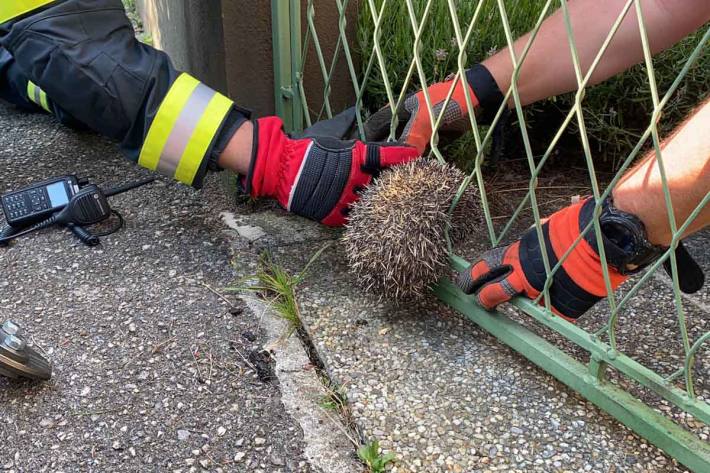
246,116 -> 419,226
364,65 -> 505,154
456,197 -> 666,320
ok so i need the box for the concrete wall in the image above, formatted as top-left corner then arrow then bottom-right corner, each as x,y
220,0 -> 275,116
136,0 -> 228,93
137,0 -> 359,120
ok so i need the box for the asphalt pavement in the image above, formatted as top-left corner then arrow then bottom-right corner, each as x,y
0,104 -> 318,473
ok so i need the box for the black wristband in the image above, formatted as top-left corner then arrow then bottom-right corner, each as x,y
206,105 -> 252,173
465,64 -> 505,126
579,197 -> 664,274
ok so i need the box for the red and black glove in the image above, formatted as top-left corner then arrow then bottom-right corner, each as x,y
364,65 -> 504,154
246,116 -> 419,226
456,197 -> 665,320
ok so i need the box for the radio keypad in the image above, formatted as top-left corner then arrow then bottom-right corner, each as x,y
3,189 -> 51,221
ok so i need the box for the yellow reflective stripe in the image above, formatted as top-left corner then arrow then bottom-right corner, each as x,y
139,73 -> 234,186
39,89 -> 50,112
174,93 -> 233,184
0,0 -> 55,24
26,80 -> 51,113
138,73 -> 200,172
26,80 -> 36,102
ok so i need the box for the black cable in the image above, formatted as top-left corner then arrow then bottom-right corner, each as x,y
0,214 -> 60,244
0,225 -> 19,247
65,223 -> 100,246
91,210 -> 124,237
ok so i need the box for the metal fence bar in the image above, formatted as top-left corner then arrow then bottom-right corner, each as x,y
271,0 -> 303,132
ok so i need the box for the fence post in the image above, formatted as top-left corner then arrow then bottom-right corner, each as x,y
271,0 -> 304,133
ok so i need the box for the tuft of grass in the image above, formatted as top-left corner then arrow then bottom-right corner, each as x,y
318,380 -> 349,411
357,440 -> 396,473
228,244 -> 331,339
356,0 -> 709,169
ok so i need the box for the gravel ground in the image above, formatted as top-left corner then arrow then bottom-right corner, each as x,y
261,194 -> 707,471
0,105 -> 315,472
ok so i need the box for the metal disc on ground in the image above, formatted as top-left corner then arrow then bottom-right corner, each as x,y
343,159 -> 482,302
0,321 -> 52,381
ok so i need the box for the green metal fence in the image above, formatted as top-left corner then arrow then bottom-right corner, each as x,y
271,0 -> 710,470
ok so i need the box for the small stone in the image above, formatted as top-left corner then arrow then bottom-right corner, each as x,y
177,430 -> 191,441
217,426 -> 227,437
254,437 -> 266,446
185,459 -> 195,466
199,459 -> 210,469
235,224 -> 266,242
234,452 -> 246,462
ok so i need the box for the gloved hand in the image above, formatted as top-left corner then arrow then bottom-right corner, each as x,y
363,65 -> 504,154
456,198 -> 638,320
247,116 -> 420,226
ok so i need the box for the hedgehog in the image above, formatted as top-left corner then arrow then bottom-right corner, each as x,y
343,159 -> 483,302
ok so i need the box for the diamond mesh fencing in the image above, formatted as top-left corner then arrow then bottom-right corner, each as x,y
271,0 -> 709,468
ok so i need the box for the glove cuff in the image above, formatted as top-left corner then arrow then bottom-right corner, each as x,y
465,64 -> 505,125
247,116 -> 289,199
247,117 -> 315,207
518,199 -> 629,319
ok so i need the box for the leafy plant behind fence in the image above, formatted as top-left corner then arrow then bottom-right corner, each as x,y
356,0 -> 709,168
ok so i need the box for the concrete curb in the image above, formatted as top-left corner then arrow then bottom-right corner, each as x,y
244,296 -> 362,473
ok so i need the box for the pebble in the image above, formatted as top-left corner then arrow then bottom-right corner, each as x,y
177,430 -> 191,441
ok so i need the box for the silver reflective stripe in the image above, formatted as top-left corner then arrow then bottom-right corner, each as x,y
156,83 -> 217,177
33,85 -> 42,106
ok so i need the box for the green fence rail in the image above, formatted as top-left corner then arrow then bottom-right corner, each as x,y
271,0 -> 709,470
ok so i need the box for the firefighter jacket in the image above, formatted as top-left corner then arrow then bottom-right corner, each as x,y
0,0 -> 249,188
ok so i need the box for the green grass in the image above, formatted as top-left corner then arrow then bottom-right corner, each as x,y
228,244 -> 331,339
356,0 -> 709,169
122,0 -> 154,46
357,440 -> 397,473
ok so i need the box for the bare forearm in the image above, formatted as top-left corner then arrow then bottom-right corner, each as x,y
613,98 -> 710,246
218,120 -> 253,175
484,0 -> 710,107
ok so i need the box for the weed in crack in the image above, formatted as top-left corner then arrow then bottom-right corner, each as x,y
358,440 -> 397,473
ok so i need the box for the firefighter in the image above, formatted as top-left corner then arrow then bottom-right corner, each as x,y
0,0 -> 418,227
365,0 -> 710,319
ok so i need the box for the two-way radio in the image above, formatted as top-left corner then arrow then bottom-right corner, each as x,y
0,175 -> 155,247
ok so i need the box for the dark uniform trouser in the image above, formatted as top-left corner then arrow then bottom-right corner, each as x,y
0,0 -> 249,188
1,45 -> 85,128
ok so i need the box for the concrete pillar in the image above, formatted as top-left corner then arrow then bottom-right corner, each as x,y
136,0 -> 228,93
